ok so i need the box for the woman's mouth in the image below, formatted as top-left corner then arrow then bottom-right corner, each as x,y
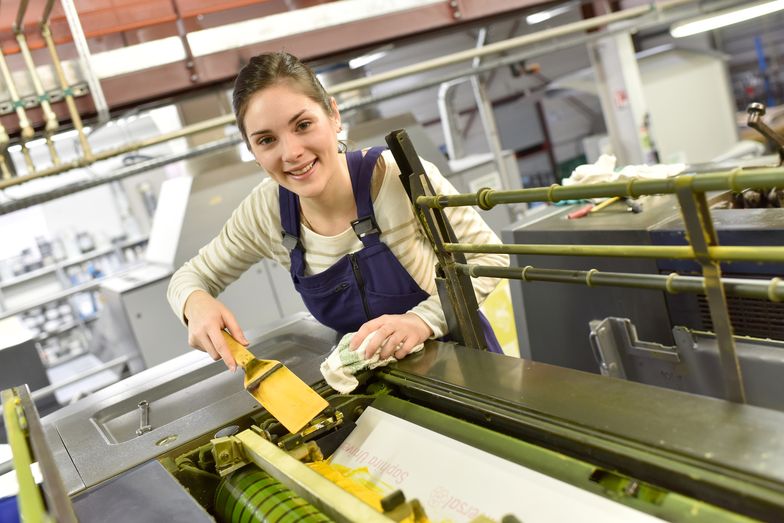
286,160 -> 316,179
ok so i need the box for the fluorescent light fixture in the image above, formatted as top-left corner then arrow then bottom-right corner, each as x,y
349,51 -> 388,70
52,127 -> 92,142
671,0 -> 784,38
187,0 -> 440,57
7,126 -> 94,151
526,2 -> 576,25
90,37 -> 187,78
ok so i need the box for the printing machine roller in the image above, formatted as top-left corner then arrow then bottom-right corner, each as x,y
5,313 -> 784,522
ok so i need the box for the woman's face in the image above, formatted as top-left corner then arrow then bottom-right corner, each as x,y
243,82 -> 342,200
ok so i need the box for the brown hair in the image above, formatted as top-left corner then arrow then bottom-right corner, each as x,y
232,52 -> 333,146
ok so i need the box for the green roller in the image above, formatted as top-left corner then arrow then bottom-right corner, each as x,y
214,466 -> 332,523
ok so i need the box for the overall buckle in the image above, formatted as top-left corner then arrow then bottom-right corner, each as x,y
281,231 -> 301,251
351,216 -> 380,239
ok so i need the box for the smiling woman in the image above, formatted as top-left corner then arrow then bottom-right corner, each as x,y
166,52 -> 508,371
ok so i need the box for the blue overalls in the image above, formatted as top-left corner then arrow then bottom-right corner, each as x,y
279,146 -> 502,353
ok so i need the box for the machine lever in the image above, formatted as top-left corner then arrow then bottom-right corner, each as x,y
747,103 -> 784,165
135,400 -> 151,436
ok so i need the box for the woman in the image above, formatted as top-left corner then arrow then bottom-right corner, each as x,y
167,52 -> 508,371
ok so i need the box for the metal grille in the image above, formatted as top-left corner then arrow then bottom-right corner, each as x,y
698,294 -> 784,341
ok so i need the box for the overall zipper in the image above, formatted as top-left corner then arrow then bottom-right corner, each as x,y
348,252 -> 371,320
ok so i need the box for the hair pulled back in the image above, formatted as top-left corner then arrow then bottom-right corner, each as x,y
232,52 -> 333,145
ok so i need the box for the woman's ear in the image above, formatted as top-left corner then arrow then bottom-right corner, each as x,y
330,97 -> 341,131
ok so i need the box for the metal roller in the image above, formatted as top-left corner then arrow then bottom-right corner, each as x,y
214,466 -> 331,523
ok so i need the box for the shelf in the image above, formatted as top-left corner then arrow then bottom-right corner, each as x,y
0,236 -> 148,290
34,315 -> 99,343
0,261 -> 145,321
44,348 -> 88,369
0,264 -> 59,288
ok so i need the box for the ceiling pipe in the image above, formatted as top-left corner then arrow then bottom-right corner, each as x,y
41,23 -> 94,163
60,0 -> 110,123
0,0 -> 700,192
0,48 -> 36,174
41,0 -> 56,25
14,0 -> 30,32
15,29 -> 61,166
330,0 -> 695,95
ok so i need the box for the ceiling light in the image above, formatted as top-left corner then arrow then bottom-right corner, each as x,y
90,37 -> 186,78
187,0 -> 440,57
349,50 -> 389,70
526,2 -> 576,25
670,0 -> 784,38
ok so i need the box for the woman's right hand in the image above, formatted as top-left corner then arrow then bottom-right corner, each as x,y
184,290 -> 248,371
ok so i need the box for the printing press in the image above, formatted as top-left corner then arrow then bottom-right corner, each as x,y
5,130 -> 784,522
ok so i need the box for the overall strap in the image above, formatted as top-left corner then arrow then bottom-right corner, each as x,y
349,146 -> 385,247
278,185 -> 306,274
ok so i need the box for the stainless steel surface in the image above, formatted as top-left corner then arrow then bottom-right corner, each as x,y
42,313 -> 336,494
590,317 -> 784,411
387,344 -> 784,489
71,460 -> 213,523
30,356 -> 128,402
504,195 -> 683,371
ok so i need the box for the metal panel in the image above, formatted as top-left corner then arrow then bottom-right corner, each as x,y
43,314 -> 335,494
383,343 -> 784,518
503,195 -> 681,372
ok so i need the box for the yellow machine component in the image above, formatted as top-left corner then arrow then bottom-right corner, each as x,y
307,460 -> 384,511
1,388 -> 50,523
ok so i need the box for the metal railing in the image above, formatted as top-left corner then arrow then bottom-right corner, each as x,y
387,128 -> 784,405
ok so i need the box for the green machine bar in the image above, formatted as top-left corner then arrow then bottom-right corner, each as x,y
457,263 -> 784,302
444,243 -> 784,263
416,166 -> 784,209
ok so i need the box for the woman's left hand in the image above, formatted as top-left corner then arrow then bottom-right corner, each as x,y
350,313 -> 432,360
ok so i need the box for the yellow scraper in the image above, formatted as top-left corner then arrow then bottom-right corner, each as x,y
222,331 -> 328,433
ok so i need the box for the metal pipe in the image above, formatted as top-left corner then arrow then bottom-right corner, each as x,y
0,0 -> 697,193
330,0 -> 695,96
60,0 -> 110,123
41,0 -> 56,25
469,28 -> 520,220
41,23 -> 94,161
14,0 -> 31,32
416,166 -> 784,209
444,243 -> 784,263
0,48 -> 36,173
339,21 -> 637,113
437,79 -> 465,160
0,134 -> 243,214
458,263 -> 784,302
0,119 -> 10,179
15,28 -> 60,165
0,112 -> 235,190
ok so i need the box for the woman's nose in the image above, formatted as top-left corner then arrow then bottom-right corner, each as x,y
280,134 -> 304,162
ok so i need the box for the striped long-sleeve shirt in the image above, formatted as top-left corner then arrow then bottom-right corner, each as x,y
167,150 -> 509,338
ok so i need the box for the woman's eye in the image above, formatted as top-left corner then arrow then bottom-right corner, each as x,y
296,120 -> 312,131
257,136 -> 274,146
